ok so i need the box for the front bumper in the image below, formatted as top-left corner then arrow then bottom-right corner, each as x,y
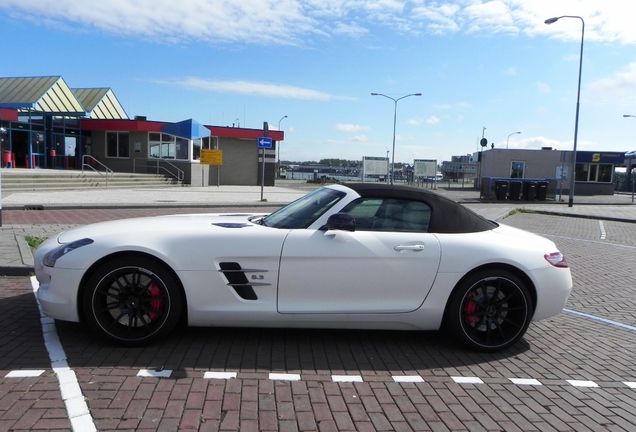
35,268 -> 85,322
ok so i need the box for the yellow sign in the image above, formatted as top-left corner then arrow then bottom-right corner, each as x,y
200,149 -> 222,165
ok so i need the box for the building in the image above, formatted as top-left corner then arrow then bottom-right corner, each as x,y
440,154 -> 477,181
477,147 -> 627,198
0,76 -> 283,186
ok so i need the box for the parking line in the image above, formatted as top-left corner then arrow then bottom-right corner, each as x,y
5,370 -> 45,377
564,308 -> 636,332
30,276 -> 97,432
452,376 -> 484,384
204,371 -> 237,379
332,375 -> 363,382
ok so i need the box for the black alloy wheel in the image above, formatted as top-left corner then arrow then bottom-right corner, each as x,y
82,256 -> 183,346
448,269 -> 532,352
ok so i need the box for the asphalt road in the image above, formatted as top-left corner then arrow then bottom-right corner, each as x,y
1,210 -> 636,431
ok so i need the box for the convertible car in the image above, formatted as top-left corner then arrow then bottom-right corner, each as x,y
34,183 -> 572,352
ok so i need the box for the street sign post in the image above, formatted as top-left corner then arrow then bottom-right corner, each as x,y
257,136 -> 272,200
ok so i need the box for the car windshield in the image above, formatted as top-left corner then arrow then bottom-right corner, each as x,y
262,187 -> 346,229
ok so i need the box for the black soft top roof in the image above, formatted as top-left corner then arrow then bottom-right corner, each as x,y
343,183 -> 497,234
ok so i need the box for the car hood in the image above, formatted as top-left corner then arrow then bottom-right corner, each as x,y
56,212 -> 267,244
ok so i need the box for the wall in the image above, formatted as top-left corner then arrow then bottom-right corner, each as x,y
479,148 -> 568,179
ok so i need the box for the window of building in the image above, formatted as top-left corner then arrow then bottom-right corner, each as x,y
149,133 -> 201,160
106,132 -> 129,158
576,163 -> 613,182
510,161 -> 525,178
148,133 -> 175,159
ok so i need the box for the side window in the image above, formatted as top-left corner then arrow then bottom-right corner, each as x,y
342,198 -> 431,233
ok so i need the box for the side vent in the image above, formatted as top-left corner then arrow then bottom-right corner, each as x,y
218,262 -> 270,300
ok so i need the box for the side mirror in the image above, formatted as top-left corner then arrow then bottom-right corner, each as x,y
320,213 -> 356,232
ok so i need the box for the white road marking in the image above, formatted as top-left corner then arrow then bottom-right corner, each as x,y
509,378 -> 542,385
5,370 -> 45,377
599,220 -> 606,239
269,373 -> 301,381
137,369 -> 173,378
392,375 -> 425,383
332,375 -> 363,382
452,376 -> 483,384
567,380 -> 599,388
564,308 -> 636,332
30,276 -> 97,432
204,371 -> 237,379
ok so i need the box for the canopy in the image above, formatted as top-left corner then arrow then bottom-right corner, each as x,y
161,119 -> 211,139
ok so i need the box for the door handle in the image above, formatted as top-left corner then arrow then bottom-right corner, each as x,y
394,244 -> 425,251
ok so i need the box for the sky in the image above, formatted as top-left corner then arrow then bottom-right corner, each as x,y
1,0 -> 636,165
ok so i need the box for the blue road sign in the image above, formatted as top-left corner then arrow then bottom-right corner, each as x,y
257,137 -> 272,149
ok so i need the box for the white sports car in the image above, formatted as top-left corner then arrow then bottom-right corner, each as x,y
34,183 -> 572,352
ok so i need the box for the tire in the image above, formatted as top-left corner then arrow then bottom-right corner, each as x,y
82,256 -> 183,346
447,269 -> 533,352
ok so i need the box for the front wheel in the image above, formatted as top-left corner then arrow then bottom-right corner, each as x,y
82,256 -> 183,346
447,269 -> 533,352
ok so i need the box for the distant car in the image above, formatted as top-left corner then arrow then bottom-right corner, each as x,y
33,183 -> 572,352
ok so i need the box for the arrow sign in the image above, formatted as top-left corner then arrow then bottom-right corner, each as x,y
257,137 -> 272,149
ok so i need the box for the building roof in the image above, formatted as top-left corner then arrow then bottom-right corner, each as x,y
0,76 -> 128,119
72,88 -> 129,120
0,76 -> 87,116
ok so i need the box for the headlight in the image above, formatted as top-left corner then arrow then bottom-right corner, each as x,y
43,238 -> 94,267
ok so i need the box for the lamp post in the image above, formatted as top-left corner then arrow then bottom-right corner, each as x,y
545,15 -> 585,207
624,115 -> 636,193
371,92 -> 422,184
506,131 -> 521,149
277,115 -> 287,179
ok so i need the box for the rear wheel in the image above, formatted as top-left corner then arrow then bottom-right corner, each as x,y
82,256 -> 183,346
447,269 -> 532,352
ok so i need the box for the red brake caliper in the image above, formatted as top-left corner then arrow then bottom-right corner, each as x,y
464,293 -> 477,326
148,283 -> 163,320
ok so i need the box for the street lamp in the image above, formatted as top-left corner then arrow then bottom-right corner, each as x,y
624,114 -> 636,118
371,92 -> 422,184
506,131 -> 521,149
545,15 -> 585,207
277,115 -> 287,179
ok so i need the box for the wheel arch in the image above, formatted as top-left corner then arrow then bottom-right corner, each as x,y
76,251 -> 188,324
442,263 -> 537,324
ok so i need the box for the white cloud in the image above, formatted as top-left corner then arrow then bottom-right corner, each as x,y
2,0 -> 635,45
585,62 -> 636,106
332,21 -> 368,37
426,116 -> 441,125
349,134 -> 369,142
336,123 -> 369,132
588,62 -> 636,93
536,82 -> 551,94
163,77 -> 348,101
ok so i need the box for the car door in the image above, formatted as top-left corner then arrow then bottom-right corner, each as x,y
277,198 -> 442,314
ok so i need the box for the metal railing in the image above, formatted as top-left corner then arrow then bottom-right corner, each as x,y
133,159 -> 184,183
81,155 -> 114,185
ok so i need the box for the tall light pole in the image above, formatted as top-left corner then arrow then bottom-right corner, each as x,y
545,15 -> 584,207
506,131 -> 521,149
277,115 -> 287,179
624,115 -> 636,190
371,92 -> 422,184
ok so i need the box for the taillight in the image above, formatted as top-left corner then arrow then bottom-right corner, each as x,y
544,252 -> 568,268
